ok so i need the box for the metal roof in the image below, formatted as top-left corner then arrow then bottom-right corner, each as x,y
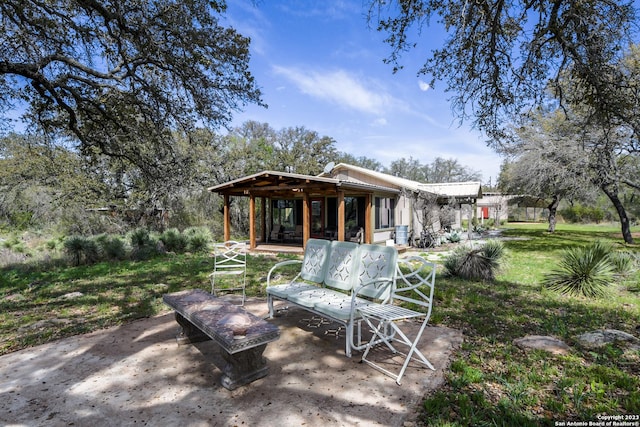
320,163 -> 482,199
419,182 -> 483,199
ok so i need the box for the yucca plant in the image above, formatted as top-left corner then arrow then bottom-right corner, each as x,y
96,234 -> 127,260
443,239 -> 505,281
160,228 -> 188,253
608,250 -> 638,277
184,227 -> 212,253
63,236 -> 99,266
542,241 -> 615,298
128,228 -> 158,260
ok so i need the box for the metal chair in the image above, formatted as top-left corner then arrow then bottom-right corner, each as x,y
210,241 -> 247,305
357,256 -> 436,385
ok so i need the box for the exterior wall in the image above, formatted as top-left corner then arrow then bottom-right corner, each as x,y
477,194 -> 510,223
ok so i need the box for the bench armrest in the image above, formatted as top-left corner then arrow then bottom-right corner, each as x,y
267,259 -> 303,286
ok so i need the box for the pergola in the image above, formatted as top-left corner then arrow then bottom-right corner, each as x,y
207,170 -> 400,249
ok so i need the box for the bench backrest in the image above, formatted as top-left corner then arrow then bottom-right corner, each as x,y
353,244 -> 398,300
299,238 -> 332,283
323,241 -> 360,291
321,241 -> 398,297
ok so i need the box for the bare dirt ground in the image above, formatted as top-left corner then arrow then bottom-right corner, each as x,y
1,298 -> 462,427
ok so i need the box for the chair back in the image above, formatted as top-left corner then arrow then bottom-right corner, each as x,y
299,239 -> 331,283
213,241 -> 246,272
393,256 -> 436,317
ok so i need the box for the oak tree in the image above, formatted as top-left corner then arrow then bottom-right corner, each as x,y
1,0 -> 263,176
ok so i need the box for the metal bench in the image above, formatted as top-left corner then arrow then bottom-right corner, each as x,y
266,239 -> 398,357
163,289 -> 280,390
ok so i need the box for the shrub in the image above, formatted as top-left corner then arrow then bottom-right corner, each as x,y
443,240 -> 505,281
63,235 -> 99,266
129,228 -> 151,248
128,228 -> 158,260
608,251 -> 638,277
184,226 -> 212,253
559,205 -> 606,224
160,228 -> 188,253
542,241 -> 615,298
95,234 -> 127,260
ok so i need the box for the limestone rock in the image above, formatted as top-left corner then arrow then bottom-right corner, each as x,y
513,335 -> 570,355
58,291 -> 84,300
576,329 -> 640,350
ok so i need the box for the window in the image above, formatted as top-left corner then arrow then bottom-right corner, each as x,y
375,197 -> 395,229
344,197 -> 358,230
272,199 -> 295,229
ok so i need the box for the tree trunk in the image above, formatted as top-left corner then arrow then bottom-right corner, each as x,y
601,184 -> 634,244
547,194 -> 560,233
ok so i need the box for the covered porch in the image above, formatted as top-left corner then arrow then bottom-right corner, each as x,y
207,171 -> 399,250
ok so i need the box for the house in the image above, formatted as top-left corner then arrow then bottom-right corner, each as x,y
476,192 -> 510,225
207,163 -> 482,250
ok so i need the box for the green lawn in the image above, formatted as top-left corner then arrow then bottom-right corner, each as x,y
422,223 -> 639,426
1,223 -> 639,425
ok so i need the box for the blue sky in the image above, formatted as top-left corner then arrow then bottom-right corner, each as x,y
225,1 -> 504,184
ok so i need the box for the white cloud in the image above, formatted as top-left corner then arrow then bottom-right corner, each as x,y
418,80 -> 431,91
272,66 -> 395,115
371,117 -> 388,127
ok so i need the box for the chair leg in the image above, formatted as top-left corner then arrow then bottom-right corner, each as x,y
393,322 -> 434,384
361,318 -> 434,385
345,322 -> 352,357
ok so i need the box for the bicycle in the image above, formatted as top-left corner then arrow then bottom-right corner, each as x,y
411,229 -> 438,249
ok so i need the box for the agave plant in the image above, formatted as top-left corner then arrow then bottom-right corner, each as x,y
542,241 -> 615,298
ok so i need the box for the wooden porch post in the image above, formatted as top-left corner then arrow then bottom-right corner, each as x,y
249,194 -> 256,250
260,197 -> 266,245
302,192 -> 310,248
337,190 -> 345,241
223,194 -> 231,242
364,194 -> 372,244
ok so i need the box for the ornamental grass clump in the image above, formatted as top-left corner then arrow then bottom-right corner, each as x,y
542,241 -> 616,298
443,239 -> 505,281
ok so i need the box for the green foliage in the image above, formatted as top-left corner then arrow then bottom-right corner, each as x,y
445,230 -> 462,243
127,228 -> 158,260
443,239 -> 505,281
184,227 -> 212,253
608,250 -> 638,277
542,241 -> 616,298
160,228 -> 188,253
559,205 -> 606,224
63,236 -> 99,266
95,234 -> 127,261
9,211 -> 34,230
158,227 -> 212,254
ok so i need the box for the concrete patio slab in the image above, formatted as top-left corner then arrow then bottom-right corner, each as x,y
0,298 -> 462,427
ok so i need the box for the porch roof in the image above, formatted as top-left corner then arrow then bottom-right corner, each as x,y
207,170 -> 400,198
